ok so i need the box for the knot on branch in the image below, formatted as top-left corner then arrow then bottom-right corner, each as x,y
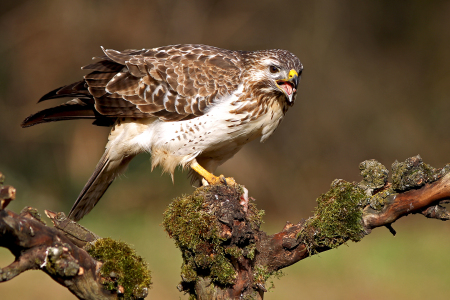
41,243 -> 80,277
0,171 -> 16,210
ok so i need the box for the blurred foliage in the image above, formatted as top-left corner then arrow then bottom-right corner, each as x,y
0,0 -> 450,299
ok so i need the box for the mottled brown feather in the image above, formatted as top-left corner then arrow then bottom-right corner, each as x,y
27,44 -> 302,128
23,44 -> 303,223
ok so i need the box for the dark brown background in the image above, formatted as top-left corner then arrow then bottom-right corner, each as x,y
1,1 -> 449,299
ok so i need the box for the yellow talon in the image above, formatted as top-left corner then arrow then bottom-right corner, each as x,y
190,161 -> 236,186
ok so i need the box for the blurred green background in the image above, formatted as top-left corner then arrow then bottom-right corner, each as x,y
1,0 -> 450,299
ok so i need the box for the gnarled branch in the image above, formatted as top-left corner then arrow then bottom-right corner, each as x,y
2,155 -> 450,300
0,207 -> 113,299
0,172 -> 150,300
163,156 -> 450,299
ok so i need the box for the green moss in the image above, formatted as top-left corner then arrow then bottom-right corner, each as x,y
244,244 -> 256,260
163,185 -> 261,292
226,245 -> 243,258
163,186 -> 237,287
86,238 -> 152,299
210,254 -> 236,285
181,261 -> 198,282
163,187 -> 222,250
300,179 -> 367,252
20,207 -> 46,225
247,202 -> 265,230
253,265 -> 284,291
253,265 -> 272,284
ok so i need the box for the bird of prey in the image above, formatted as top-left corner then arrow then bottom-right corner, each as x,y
22,44 -> 303,221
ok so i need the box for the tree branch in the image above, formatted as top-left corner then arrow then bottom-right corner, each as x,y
162,155 -> 450,299
0,172 -> 151,300
363,175 -> 450,229
257,156 -> 450,274
2,155 -> 450,300
0,207 -> 114,299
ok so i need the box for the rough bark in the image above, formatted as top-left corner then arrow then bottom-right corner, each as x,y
0,207 -> 114,299
254,156 -> 450,273
163,155 -> 450,299
2,155 -> 450,299
0,171 -> 149,300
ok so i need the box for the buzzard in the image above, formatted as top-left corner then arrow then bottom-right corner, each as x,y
22,44 -> 303,221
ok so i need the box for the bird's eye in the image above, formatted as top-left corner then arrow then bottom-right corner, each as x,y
269,66 -> 279,73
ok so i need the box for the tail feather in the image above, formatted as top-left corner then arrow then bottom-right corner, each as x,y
21,99 -> 96,128
38,80 -> 89,103
68,149 -> 135,221
21,98 -> 116,128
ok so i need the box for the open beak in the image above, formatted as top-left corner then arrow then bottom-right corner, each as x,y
276,69 -> 299,103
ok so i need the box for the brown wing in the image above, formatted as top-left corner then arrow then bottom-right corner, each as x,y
96,44 -> 244,121
22,44 -> 244,127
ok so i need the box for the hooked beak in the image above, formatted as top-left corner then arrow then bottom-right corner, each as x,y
276,69 -> 300,103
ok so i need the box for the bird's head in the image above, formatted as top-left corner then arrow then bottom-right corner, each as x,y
244,49 -> 303,105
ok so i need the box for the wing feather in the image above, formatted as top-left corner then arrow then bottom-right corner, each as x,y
97,44 -> 244,120
26,44 -> 244,126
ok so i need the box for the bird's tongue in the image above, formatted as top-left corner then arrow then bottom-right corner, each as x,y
279,82 -> 294,95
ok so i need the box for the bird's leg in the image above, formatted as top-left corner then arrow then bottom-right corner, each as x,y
190,160 -> 236,186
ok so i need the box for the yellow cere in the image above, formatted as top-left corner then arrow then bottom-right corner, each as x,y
288,69 -> 298,79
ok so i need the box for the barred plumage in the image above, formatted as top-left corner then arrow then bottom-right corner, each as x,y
22,44 -> 303,221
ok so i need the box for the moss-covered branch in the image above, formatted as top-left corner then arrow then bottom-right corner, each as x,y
256,156 -> 450,275
2,155 -> 450,300
162,155 -> 450,299
0,172 -> 151,300
163,185 -> 264,299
